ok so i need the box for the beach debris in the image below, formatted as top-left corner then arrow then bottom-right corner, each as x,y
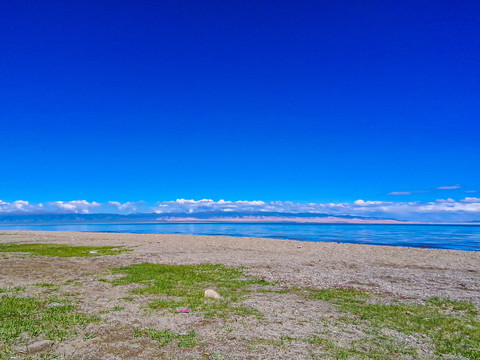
204,289 -> 222,299
89,250 -> 98,254
179,308 -> 190,313
27,340 -> 54,353
179,331 -> 189,336
46,302 -> 62,308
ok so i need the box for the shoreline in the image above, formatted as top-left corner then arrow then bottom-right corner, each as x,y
2,230 -> 479,302
1,224 -> 479,252
1,220 -> 480,226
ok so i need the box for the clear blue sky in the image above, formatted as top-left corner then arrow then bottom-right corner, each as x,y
1,1 -> 479,212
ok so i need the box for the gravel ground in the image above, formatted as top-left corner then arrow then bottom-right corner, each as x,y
0,230 -> 479,359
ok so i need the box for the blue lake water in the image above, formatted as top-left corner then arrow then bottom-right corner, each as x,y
1,223 -> 480,251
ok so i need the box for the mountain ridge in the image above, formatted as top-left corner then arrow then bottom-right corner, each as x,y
1,211 -> 478,225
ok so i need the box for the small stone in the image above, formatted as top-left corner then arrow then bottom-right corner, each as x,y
46,302 -> 62,308
27,340 -> 53,353
204,289 -> 222,299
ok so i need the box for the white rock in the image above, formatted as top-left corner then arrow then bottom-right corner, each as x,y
204,289 -> 222,299
27,340 -> 53,353
46,302 -> 62,308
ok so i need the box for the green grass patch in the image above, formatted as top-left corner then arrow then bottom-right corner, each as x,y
33,283 -> 58,288
308,332 -> 420,359
310,287 -> 480,359
64,280 -> 83,287
133,328 -> 199,348
0,295 -> 99,358
310,287 -> 370,303
247,336 -> 293,349
16,355 -> 63,360
111,263 -> 270,317
0,286 -> 24,294
307,336 -> 365,359
32,283 -> 60,294
0,243 -> 129,257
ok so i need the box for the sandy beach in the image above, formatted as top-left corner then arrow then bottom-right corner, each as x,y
1,231 -> 479,359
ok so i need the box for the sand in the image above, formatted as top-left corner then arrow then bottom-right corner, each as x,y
1,230 -> 479,359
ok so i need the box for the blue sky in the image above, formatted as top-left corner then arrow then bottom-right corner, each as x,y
1,1 -> 479,221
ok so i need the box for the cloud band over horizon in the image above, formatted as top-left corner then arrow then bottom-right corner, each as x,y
1,198 -> 480,222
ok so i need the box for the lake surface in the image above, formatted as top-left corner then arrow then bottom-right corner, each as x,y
1,223 -> 480,251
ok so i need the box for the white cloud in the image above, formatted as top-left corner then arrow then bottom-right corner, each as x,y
152,199 -> 269,214
1,197 -> 480,222
416,198 -> 480,212
148,198 -> 480,221
0,200 -> 44,213
353,200 -> 386,206
48,200 -> 101,214
387,190 -> 429,195
437,185 -> 461,190
108,201 -> 140,213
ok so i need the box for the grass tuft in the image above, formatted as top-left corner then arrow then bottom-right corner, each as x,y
111,263 -> 270,317
133,328 -> 199,348
0,286 -> 24,294
0,295 -> 100,358
310,287 -> 480,359
310,287 -> 370,303
33,283 -> 59,288
0,243 -> 129,257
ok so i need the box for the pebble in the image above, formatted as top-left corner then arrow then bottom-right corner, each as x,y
46,302 -> 62,308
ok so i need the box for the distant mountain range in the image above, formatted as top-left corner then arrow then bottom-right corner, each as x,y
1,211 -> 478,225
0,211 -> 412,225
